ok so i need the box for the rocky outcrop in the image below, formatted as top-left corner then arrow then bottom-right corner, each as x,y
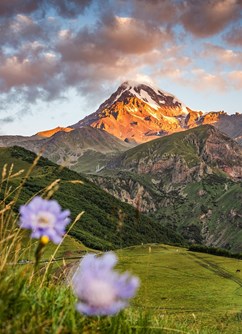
90,175 -> 158,212
107,125 -> 242,182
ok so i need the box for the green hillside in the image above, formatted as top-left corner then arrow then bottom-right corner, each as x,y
107,124 -> 242,172
0,146 -> 182,250
92,125 -> 242,252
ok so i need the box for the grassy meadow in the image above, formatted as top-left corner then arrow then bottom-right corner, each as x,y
118,244 -> 242,333
1,152 -> 242,333
2,240 -> 242,333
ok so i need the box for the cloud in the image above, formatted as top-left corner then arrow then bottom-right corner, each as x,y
0,12 -> 171,104
57,16 -> 170,63
190,68 -> 228,91
162,66 -> 242,93
201,43 -> 242,67
3,2 -> 172,105
0,0 -> 93,18
48,0 -> 93,18
0,0 -> 41,17
228,70 -> 242,89
224,25 -> 242,45
0,55 -> 59,92
0,14 -> 45,48
180,0 -> 242,37
128,0 -> 179,25
119,0 -> 242,38
53,15 -> 174,96
0,116 -> 15,123
101,16 -> 168,54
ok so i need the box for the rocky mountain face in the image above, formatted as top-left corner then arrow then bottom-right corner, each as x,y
72,81 -> 192,143
0,134 -> 39,147
106,125 -> 242,180
207,113 -> 242,145
91,125 -> 242,252
34,126 -> 132,173
72,81 -> 242,145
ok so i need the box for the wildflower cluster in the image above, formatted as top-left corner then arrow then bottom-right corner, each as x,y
18,196 -> 139,316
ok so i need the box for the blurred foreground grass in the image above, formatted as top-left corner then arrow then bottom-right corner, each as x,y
1,242 -> 242,333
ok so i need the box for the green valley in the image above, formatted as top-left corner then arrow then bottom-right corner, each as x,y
0,146 -> 181,250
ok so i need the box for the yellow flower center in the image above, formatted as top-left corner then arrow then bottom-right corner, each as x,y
40,235 -> 49,245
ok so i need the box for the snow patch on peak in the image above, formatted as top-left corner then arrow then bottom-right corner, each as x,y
139,89 -> 160,110
119,81 -> 161,110
100,80 -> 189,116
119,81 -> 188,114
121,80 -> 160,93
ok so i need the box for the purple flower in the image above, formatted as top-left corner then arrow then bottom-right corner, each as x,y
72,252 -> 139,316
19,196 -> 70,244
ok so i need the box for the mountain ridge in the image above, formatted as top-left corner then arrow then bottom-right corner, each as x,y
105,124 -> 242,180
0,80 -> 241,174
90,125 -> 242,251
71,81 -> 242,144
1,126 -> 133,173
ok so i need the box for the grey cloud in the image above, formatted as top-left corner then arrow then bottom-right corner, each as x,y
0,0 -> 93,18
0,54 -> 60,91
0,15 -> 46,49
0,0 -> 41,17
129,0 -> 179,25
0,116 -> 15,123
0,0 -> 241,113
54,13 -> 173,97
180,0 -> 242,37
0,51 -> 67,104
117,0 -> 242,37
48,0 -> 93,18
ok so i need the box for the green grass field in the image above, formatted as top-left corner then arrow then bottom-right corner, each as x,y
117,244 -> 242,333
22,241 -> 242,333
2,236 -> 242,333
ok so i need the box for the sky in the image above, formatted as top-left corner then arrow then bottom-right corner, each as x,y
0,0 -> 242,136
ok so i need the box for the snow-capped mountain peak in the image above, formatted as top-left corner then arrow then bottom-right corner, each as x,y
103,80 -> 189,114
71,80 -> 202,143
